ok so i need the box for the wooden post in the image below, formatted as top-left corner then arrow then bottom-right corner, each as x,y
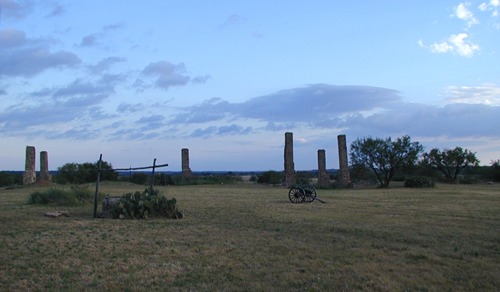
93,154 -> 102,218
150,158 -> 156,194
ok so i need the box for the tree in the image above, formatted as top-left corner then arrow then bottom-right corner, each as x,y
490,159 -> 500,182
422,147 -> 480,182
350,135 -> 423,187
56,160 -> 117,184
0,171 -> 23,187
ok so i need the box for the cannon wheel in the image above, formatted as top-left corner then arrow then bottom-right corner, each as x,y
302,185 -> 317,203
288,187 -> 305,203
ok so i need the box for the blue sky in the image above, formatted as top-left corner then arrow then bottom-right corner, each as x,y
1,0 -> 499,171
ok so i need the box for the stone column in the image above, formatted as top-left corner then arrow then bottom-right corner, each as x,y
317,149 -> 330,188
23,146 -> 36,185
337,134 -> 352,187
39,151 -> 52,182
181,148 -> 192,178
284,132 -> 295,187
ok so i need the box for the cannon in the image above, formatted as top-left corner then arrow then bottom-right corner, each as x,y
288,185 -> 325,203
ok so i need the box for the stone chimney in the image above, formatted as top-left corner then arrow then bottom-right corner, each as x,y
181,148 -> 192,177
284,132 -> 295,187
337,134 -> 352,187
23,146 -> 36,185
317,149 -> 330,188
39,151 -> 52,182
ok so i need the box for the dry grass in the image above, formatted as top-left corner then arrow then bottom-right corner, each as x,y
0,182 -> 499,291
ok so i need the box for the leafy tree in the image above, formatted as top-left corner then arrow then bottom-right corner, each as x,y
56,163 -> 80,184
350,135 -> 424,187
422,147 -> 480,182
56,160 -> 117,184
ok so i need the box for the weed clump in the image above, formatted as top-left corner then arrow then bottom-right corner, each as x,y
108,188 -> 182,219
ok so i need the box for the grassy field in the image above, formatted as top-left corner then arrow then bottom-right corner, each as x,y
0,182 -> 499,291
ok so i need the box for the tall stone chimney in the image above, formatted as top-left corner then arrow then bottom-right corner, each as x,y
284,132 -> 295,187
39,151 -> 52,182
181,148 -> 192,177
337,134 -> 352,187
23,146 -> 36,185
317,149 -> 330,188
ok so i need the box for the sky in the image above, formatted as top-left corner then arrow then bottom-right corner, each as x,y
1,0 -> 499,172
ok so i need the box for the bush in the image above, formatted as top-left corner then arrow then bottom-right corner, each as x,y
295,171 -> 313,185
27,186 -> 97,206
154,173 -> 175,186
108,188 -> 182,219
492,164 -> 500,182
404,177 -> 436,188
0,172 -> 22,187
129,172 -> 149,185
257,171 -> 283,185
71,185 -> 95,204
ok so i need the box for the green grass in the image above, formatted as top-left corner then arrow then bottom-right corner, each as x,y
0,182 -> 499,290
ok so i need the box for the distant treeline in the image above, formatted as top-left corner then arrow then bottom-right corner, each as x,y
1,163 -> 499,188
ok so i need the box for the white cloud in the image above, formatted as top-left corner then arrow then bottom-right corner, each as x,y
453,3 -> 479,27
445,84 -> 500,105
429,41 -> 454,53
449,33 -> 480,56
421,2 -> 500,57
479,0 -> 500,17
425,33 -> 479,57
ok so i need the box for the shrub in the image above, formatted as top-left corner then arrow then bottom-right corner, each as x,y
28,189 -> 79,206
257,171 -> 283,185
492,160 -> 500,182
71,185 -> 95,204
154,173 -> 175,186
108,188 -> 182,219
0,171 -> 22,187
129,172 -> 149,185
404,177 -> 436,188
295,171 -> 313,185
27,186 -> 98,206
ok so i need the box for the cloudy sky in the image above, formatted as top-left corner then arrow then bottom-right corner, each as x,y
1,0 -> 499,171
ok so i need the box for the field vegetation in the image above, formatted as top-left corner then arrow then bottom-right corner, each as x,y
0,181 -> 498,290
